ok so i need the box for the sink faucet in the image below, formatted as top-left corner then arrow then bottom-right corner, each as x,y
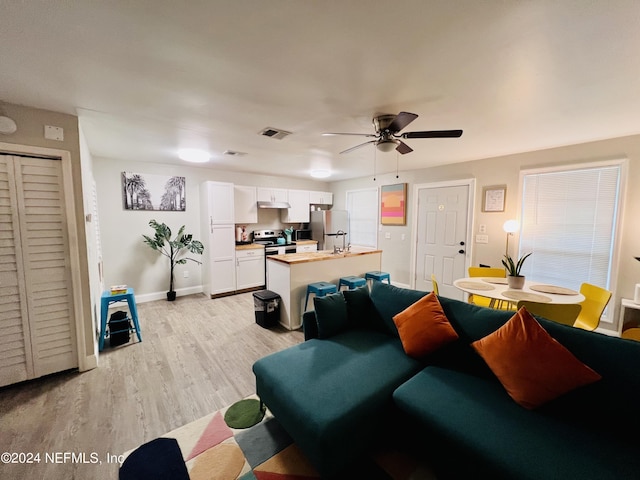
334,230 -> 346,254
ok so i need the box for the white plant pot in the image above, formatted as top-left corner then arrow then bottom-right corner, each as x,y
507,275 -> 525,289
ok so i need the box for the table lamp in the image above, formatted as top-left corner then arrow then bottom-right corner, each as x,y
503,219 -> 519,257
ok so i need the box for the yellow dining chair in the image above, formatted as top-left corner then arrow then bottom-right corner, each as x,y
467,267 -> 513,310
431,274 -> 440,296
573,283 -> 612,331
517,300 -> 582,326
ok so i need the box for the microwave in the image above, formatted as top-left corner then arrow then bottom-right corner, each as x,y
294,229 -> 312,241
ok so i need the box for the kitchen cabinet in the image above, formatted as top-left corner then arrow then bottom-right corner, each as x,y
236,248 -> 265,290
203,181 -> 234,224
309,191 -> 333,205
201,181 -> 236,297
257,187 -> 288,203
234,185 -> 258,224
281,189 -> 310,223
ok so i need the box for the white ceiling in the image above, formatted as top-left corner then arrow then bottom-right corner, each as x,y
2,1 -> 640,181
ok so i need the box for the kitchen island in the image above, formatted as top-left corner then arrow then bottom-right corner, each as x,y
266,248 -> 382,330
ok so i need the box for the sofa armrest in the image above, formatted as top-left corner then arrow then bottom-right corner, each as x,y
302,310 -> 319,340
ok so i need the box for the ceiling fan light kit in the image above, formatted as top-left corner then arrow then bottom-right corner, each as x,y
323,111 -> 462,155
0,116 -> 18,135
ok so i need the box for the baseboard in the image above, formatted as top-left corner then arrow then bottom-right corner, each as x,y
129,285 -> 204,304
391,281 -> 410,289
81,354 -> 98,371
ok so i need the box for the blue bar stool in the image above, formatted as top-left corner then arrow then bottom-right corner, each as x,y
365,271 -> 391,285
304,282 -> 338,310
338,275 -> 367,291
99,288 -> 142,351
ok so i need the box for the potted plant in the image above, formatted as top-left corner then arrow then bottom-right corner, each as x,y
502,252 -> 532,289
143,220 -> 204,301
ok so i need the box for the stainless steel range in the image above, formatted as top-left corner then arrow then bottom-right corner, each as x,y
253,229 -> 297,255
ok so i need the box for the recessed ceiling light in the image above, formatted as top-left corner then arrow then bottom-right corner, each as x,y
178,148 -> 210,163
310,169 -> 331,178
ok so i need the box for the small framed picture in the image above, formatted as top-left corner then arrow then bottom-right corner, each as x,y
482,185 -> 506,212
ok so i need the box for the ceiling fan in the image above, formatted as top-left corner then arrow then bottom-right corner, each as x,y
322,111 -> 462,155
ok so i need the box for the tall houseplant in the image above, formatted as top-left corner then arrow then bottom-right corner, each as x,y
143,220 -> 204,301
502,252 -> 532,289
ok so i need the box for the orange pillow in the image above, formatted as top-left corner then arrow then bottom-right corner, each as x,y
392,292 -> 459,358
472,307 -> 602,409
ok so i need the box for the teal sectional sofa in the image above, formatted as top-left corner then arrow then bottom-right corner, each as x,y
252,282 -> 640,479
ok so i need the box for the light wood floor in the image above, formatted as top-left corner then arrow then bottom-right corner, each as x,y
0,292 -> 304,480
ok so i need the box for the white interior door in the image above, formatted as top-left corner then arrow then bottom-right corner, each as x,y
415,184 -> 470,300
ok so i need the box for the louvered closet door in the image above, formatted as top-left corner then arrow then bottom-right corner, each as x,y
0,154 -> 77,386
0,156 -> 34,385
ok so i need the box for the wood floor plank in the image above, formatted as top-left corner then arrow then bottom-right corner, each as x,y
0,292 -> 303,479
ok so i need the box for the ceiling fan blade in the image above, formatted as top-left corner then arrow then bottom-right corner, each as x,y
401,129 -> 463,139
322,132 -> 377,137
339,140 -> 376,154
386,111 -> 418,133
396,140 -> 413,154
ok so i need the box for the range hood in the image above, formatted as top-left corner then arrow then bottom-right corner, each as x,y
257,200 -> 291,209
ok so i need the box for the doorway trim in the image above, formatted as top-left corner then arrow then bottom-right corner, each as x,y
0,141 -> 90,372
410,178 -> 476,289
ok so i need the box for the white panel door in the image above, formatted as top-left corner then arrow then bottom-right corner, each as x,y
0,155 -> 77,386
415,185 -> 469,300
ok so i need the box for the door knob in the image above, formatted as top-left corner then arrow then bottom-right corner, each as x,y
459,241 -> 465,246
459,249 -> 465,254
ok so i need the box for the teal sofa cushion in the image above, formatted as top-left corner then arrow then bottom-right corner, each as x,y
313,293 -> 348,338
342,285 -> 386,332
394,366 -> 640,480
369,281 -> 428,337
253,329 -> 422,477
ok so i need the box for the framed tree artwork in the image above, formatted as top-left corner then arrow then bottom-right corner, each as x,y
482,185 -> 506,212
122,172 -> 186,211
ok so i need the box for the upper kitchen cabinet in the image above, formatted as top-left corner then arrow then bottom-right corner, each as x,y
257,187 -> 288,203
309,191 -> 333,205
203,181 -> 234,224
281,189 -> 310,223
234,185 -> 258,224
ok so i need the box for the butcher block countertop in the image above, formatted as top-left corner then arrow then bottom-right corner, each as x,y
267,248 -> 382,265
235,243 -> 265,251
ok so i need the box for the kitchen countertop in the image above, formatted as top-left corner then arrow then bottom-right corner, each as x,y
267,248 -> 381,264
236,243 -> 265,251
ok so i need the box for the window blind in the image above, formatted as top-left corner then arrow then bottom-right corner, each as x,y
519,165 -> 621,293
346,188 -> 378,248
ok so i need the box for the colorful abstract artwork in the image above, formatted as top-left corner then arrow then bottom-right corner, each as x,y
380,183 -> 407,225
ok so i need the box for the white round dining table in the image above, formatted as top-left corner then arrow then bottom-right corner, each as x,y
453,277 -> 585,307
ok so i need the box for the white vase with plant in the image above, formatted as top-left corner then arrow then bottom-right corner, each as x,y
502,252 -> 532,289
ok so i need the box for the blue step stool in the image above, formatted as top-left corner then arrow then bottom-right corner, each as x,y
338,275 -> 367,291
99,288 -> 142,351
304,282 -> 338,310
365,271 -> 391,285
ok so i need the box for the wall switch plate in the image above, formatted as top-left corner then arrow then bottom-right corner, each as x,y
44,125 -> 64,141
476,234 -> 489,244
385,232 -> 391,239
401,233 -> 406,241
479,224 -> 487,234
183,271 -> 189,278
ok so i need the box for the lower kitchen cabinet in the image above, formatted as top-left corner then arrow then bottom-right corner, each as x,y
236,248 -> 265,290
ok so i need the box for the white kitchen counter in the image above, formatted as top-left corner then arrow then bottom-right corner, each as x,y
266,249 -> 382,330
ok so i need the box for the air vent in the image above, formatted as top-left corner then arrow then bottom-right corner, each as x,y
223,150 -> 247,156
259,127 -> 292,140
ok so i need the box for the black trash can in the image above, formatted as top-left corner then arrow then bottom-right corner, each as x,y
108,310 -> 131,346
252,290 -> 281,328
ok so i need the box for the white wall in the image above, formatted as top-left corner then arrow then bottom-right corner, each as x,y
93,157 -> 328,301
331,133 -> 640,333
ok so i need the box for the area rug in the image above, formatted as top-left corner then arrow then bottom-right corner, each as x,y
121,395 -> 436,479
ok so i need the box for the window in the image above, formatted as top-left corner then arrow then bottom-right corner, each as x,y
346,188 -> 378,248
518,162 -> 623,303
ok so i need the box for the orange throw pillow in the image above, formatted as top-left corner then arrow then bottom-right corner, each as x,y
392,292 -> 459,358
472,306 -> 602,409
